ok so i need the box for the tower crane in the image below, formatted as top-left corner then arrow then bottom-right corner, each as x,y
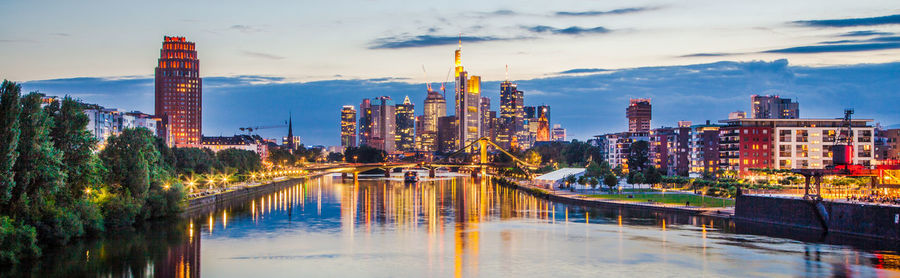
239,122 -> 287,134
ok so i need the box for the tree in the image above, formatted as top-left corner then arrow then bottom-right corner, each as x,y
588,177 -> 599,190
46,96 -> 101,198
173,147 -> 222,174
627,171 -> 644,187
343,145 -> 386,163
0,80 -> 21,207
11,93 -> 66,217
565,175 -> 577,188
604,174 -> 618,193
627,140 -> 650,173
326,152 -> 344,162
643,166 -> 662,185
576,176 -> 586,188
216,149 -> 261,174
525,150 -> 542,166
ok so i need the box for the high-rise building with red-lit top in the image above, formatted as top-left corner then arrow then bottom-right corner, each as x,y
155,36 -> 201,147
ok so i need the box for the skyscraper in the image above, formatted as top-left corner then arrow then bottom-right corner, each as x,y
479,97 -> 491,139
536,110 -> 550,142
499,80 -> 524,149
751,95 -> 799,119
395,96 -> 415,152
371,96 -> 396,153
155,36 -> 201,147
626,98 -> 652,132
359,99 -> 372,146
454,40 -> 481,151
421,86 -> 446,152
341,105 -> 357,149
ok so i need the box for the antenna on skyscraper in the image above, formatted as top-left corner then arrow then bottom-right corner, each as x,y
422,65 -> 432,91
458,33 -> 462,49
505,64 -> 509,82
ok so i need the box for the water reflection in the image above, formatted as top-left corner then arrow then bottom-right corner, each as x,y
7,175 -> 900,277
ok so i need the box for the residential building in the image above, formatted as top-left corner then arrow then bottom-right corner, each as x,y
85,108 -> 161,146
201,134 -> 268,159
551,124 -> 566,142
875,128 -> 900,160
689,121 -> 722,177
155,36 -> 202,147
751,95 -> 799,119
718,118 -> 875,176
627,98 -> 651,132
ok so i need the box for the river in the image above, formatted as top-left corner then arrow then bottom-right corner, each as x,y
6,175 -> 900,277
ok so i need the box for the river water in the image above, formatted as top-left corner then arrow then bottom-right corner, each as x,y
6,175 -> 900,277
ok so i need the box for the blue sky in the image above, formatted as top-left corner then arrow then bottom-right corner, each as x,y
3,1 -> 900,145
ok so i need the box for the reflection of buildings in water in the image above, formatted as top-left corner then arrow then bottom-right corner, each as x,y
154,221 -> 201,278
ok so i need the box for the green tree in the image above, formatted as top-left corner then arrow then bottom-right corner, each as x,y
173,147 -> 221,174
588,177 -> 599,190
643,166 -> 662,185
216,149 -> 261,174
11,93 -> 66,217
0,80 -> 21,207
46,96 -> 101,198
565,175 -> 577,188
604,173 -> 618,193
627,140 -> 650,173
326,152 -> 344,162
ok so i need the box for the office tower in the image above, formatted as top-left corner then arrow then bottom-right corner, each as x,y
155,36 -> 201,147
415,115 -> 425,151
480,97 -> 491,139
371,96 -> 396,153
341,105 -> 357,149
453,41 -> 481,150
626,98 -> 652,132
524,106 -> 536,119
751,95 -> 799,119
437,116 -> 458,153
489,111 -> 498,142
395,96 -> 415,152
729,111 -> 746,120
499,80 -> 524,149
421,87 -> 446,152
359,99 -> 372,146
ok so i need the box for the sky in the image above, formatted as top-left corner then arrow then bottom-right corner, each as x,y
3,0 -> 900,145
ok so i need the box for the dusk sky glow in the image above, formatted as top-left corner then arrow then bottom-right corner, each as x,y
4,0 -> 900,145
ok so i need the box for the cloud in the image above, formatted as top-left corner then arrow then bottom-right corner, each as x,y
764,42 -> 900,53
794,14 -> 900,27
229,24 -> 263,33
51,32 -> 70,37
679,52 -> 736,58
240,50 -> 285,60
523,25 -> 610,35
555,7 -> 652,17
0,39 -> 38,43
489,9 -> 516,16
368,35 -> 509,49
839,30 -> 893,37
558,68 -> 610,74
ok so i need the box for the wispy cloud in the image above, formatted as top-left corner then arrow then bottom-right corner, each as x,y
679,52 -> 736,58
839,30 -> 893,37
794,14 -> 900,27
555,7 -> 652,17
0,39 -> 38,43
523,25 -> 610,35
229,24 -> 264,33
558,68 -> 610,74
368,35 -> 510,49
240,50 -> 285,60
764,42 -> 900,53
51,32 -> 70,37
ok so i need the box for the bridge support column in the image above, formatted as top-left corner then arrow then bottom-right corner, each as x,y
384,168 -> 391,178
471,170 -> 478,178
353,172 -> 359,183
341,173 -> 348,180
429,168 -> 436,178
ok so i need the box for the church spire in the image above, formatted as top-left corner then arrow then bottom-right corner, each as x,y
287,111 -> 294,150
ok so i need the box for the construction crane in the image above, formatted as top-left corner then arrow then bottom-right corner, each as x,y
239,122 -> 287,134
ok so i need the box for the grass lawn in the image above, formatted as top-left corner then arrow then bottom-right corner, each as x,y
583,193 -> 734,208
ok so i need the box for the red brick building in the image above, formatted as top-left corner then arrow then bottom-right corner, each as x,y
155,36 -> 201,147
